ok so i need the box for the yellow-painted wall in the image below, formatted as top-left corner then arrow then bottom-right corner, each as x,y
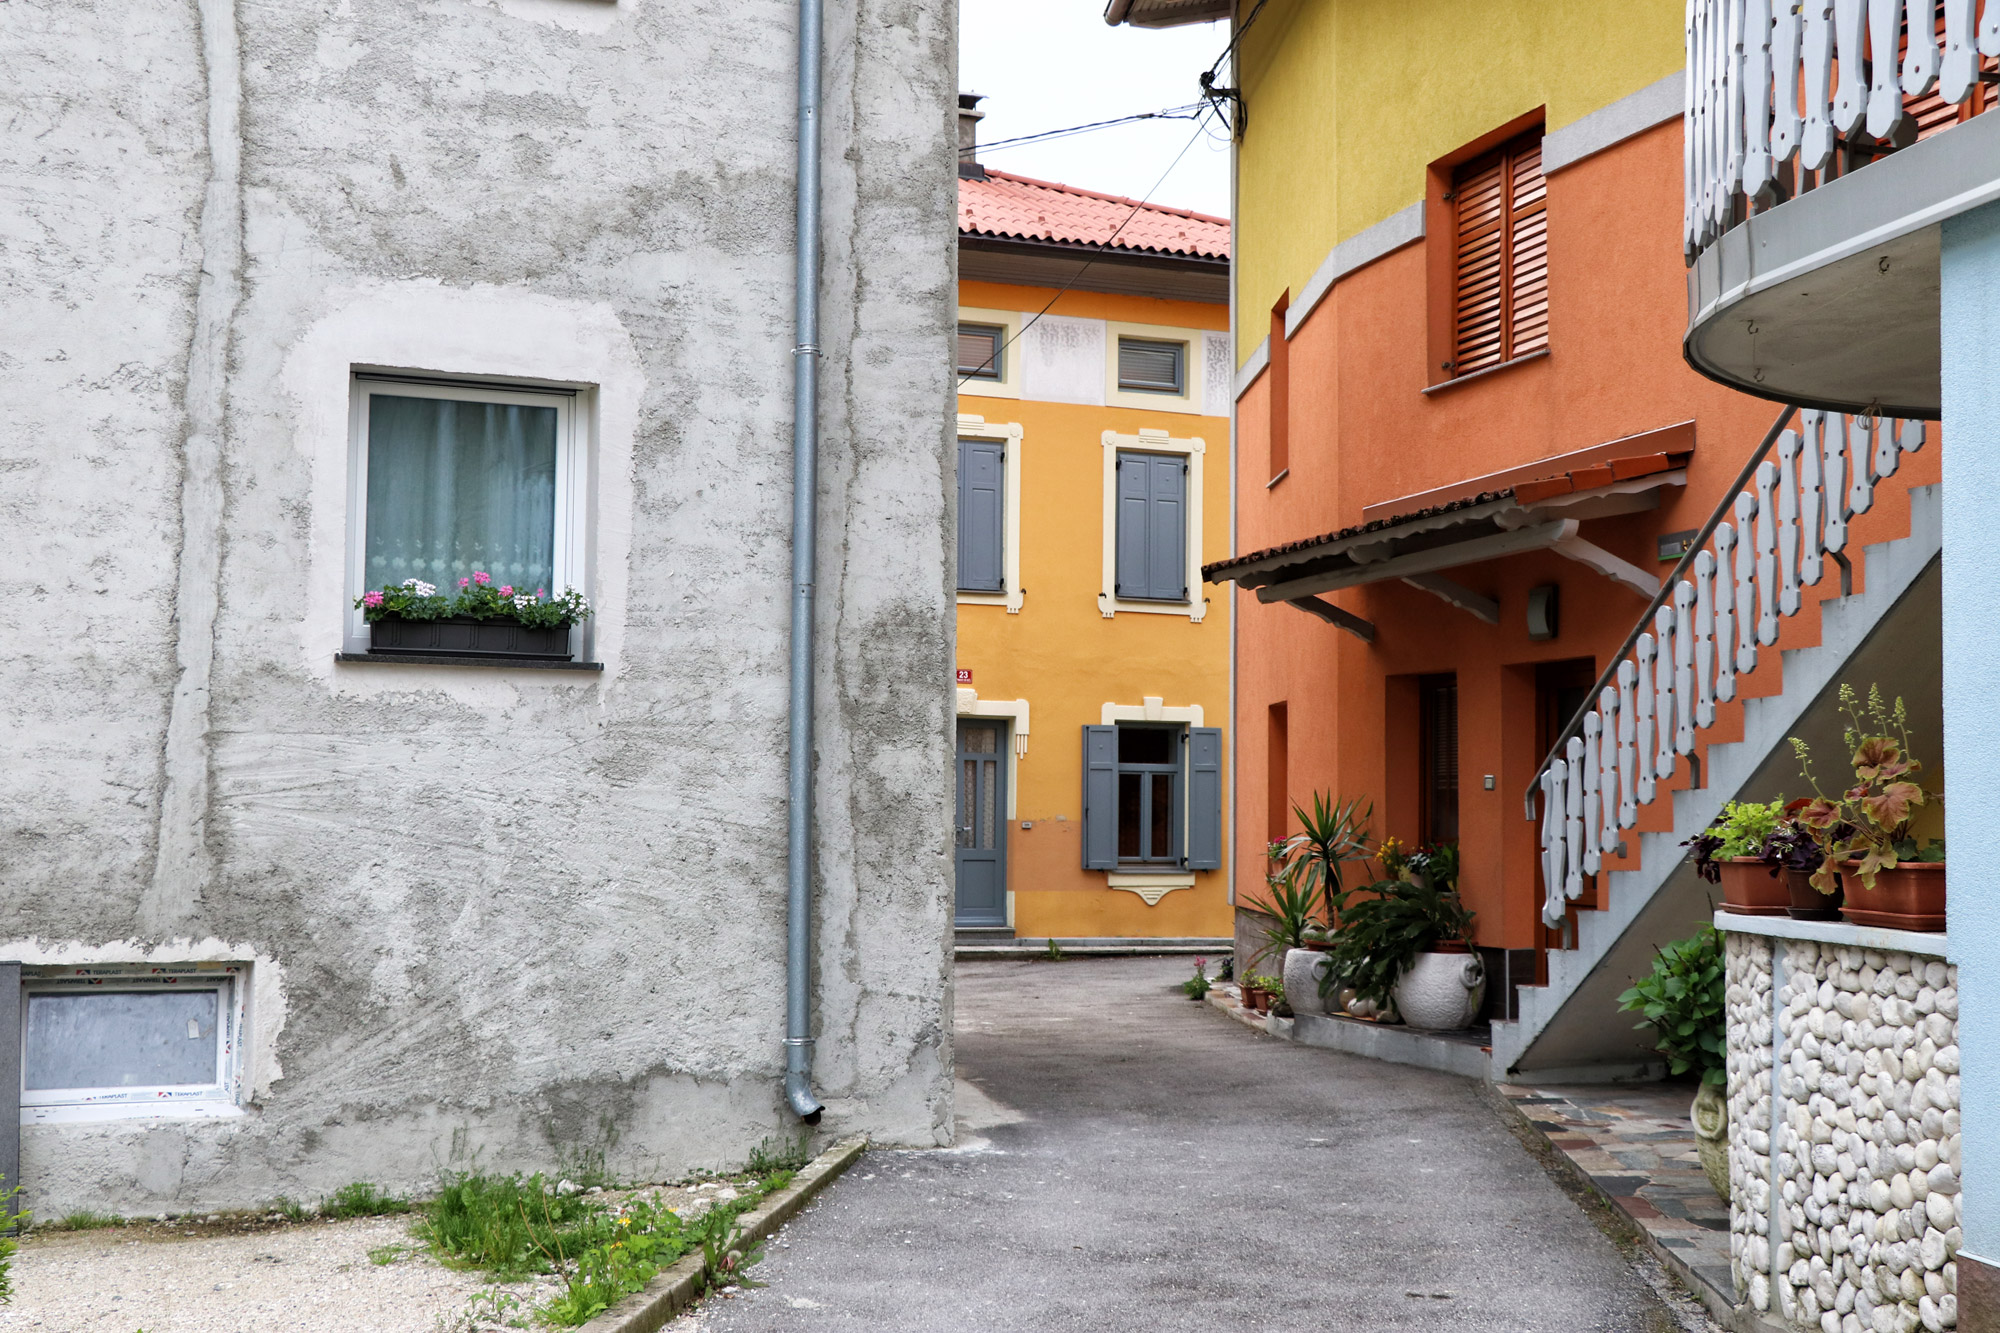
955,279 -> 1233,940
1234,0 -> 1683,362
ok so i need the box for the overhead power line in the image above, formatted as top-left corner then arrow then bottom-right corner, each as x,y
962,103 -> 1212,157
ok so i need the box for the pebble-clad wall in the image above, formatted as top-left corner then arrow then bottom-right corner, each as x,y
1726,931 -> 1963,1333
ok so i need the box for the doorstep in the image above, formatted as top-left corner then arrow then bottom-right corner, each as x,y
955,936 -> 1231,960
1493,1083 -> 1778,1333
1206,986 -> 1493,1079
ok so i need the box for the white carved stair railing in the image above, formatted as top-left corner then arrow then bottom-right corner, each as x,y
1685,0 -> 1998,256
1532,407 -> 1925,930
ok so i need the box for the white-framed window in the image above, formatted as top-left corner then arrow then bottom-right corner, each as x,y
956,307 -> 1023,400
956,415 -> 1025,613
344,373 -> 588,654
1098,428 -> 1205,621
21,964 -> 247,1122
1103,320 -> 1206,413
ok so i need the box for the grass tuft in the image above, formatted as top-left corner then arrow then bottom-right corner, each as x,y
319,1182 -> 411,1219
58,1211 -> 125,1231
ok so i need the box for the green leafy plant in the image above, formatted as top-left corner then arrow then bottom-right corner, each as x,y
1181,957 -> 1212,1000
1043,937 -> 1064,962
1792,684 -> 1944,892
59,1210 -> 125,1231
1617,926 -> 1726,1085
1381,837 -> 1459,892
320,1181 -> 410,1219
354,571 -> 592,631
1318,876 -> 1477,1007
1237,861 -> 1324,969
1270,794 -> 1374,923
1684,799 -> 1783,882
1759,799 -> 1828,889
0,1187 -> 30,1303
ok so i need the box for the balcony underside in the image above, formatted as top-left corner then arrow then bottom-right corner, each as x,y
1685,107 -> 2000,420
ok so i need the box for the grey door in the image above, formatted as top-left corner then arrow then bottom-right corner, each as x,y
954,720 -> 1008,927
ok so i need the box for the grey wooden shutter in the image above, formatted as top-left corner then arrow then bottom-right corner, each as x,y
1114,453 -> 1187,602
1186,726 -> 1223,870
957,438 -> 1004,592
1082,725 -> 1118,869
1147,456 -> 1187,600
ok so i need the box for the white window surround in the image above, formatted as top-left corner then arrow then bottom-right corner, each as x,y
1099,430 -> 1206,621
343,373 -> 591,657
1107,871 -> 1197,905
956,687 -> 1028,819
956,415 -> 1025,613
1104,320 -> 1209,415
1100,697 -> 1204,727
956,306 -> 1024,400
20,963 -> 250,1125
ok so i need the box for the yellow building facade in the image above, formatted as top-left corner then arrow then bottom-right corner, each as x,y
953,114 -> 1233,942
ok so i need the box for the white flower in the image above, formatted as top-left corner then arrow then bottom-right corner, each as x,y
399,578 -> 438,597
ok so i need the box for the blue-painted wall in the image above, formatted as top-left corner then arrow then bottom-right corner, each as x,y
1941,202 -> 2000,1267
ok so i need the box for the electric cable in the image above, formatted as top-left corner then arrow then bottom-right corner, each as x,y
965,102 -> 1211,157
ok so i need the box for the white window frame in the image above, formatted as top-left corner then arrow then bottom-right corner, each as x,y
956,415 -> 1025,614
956,306 -> 1023,400
1099,428 -> 1205,621
1103,320 -> 1206,414
20,964 -> 248,1123
344,374 -> 587,655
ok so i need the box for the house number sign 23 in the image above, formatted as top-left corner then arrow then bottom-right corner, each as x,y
956,668 -> 973,683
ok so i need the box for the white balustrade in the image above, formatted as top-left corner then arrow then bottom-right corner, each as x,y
1687,0 -> 1998,253
1538,410 -> 1922,927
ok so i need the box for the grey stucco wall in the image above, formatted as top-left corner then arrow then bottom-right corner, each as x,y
0,0 -> 956,1213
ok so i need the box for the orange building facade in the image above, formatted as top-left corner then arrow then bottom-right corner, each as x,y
1173,2 -> 1941,1003
953,100 -> 1234,944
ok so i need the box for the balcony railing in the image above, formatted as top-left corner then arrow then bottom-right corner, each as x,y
1685,0 -> 2000,257
1531,407 -> 1924,931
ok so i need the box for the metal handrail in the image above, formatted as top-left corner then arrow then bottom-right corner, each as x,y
1521,404 -> 1797,822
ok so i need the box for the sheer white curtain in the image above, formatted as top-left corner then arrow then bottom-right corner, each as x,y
364,393 -> 557,595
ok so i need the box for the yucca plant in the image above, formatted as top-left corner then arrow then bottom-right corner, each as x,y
1270,793 -> 1375,922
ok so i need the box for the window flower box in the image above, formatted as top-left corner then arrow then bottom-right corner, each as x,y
367,614 -> 573,660
355,574 -> 590,662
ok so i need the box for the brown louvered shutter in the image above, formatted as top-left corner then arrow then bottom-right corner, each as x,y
1451,132 -> 1547,375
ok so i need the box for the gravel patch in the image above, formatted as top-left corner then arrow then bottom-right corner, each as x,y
0,1216 -> 550,1333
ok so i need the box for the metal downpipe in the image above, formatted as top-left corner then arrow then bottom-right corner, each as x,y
784,0 -> 826,1125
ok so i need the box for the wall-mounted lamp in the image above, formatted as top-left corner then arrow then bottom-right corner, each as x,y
1527,584 -> 1559,641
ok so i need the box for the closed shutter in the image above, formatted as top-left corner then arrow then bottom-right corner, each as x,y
1116,338 -> 1185,394
957,438 -> 1004,592
1114,452 -> 1187,602
1451,132 -> 1547,375
1082,725 -> 1119,869
1186,726 -> 1223,870
958,323 -> 1003,379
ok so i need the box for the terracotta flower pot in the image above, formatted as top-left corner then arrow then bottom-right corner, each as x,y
1715,857 -> 1789,916
1838,861 -> 1946,932
1784,867 -> 1843,921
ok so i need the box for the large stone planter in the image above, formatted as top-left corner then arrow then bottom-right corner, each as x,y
1691,1080 -> 1729,1204
1281,948 -> 1330,1016
1392,949 -> 1485,1030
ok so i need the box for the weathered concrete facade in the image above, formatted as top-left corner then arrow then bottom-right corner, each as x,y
1,0 -> 956,1212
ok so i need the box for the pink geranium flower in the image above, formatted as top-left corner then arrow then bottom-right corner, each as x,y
459,577 -> 470,589
473,571 -> 491,586
536,587 -> 545,597
500,585 -> 513,596
363,591 -> 384,608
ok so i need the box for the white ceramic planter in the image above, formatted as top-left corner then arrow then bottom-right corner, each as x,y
1392,950 -> 1486,1030
1281,948 -> 1330,1015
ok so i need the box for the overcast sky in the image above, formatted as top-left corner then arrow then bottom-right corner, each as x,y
958,1 -> 1232,218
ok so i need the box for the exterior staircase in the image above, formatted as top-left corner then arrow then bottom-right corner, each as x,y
1490,409 -> 1942,1078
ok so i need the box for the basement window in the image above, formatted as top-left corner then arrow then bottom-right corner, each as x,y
20,966 -> 245,1121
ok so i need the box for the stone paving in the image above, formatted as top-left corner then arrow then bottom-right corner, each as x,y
1501,1082 -> 1737,1317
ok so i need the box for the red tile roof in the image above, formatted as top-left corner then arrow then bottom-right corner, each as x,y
958,169 -> 1230,260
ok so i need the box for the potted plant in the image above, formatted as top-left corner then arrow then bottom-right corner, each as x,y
355,572 -> 592,660
1618,926 -> 1729,1202
1760,799 -> 1838,920
1258,795 -> 1376,1016
1321,858 -> 1484,1032
1685,799 -> 1787,915
1792,684 -> 1946,931
1182,958 -> 1211,1002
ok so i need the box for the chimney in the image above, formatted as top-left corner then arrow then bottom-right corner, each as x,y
958,92 -> 986,180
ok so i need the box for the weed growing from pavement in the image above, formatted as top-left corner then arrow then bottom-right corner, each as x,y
416,1159 -> 799,1327
58,1211 -> 126,1231
320,1182 -> 412,1219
